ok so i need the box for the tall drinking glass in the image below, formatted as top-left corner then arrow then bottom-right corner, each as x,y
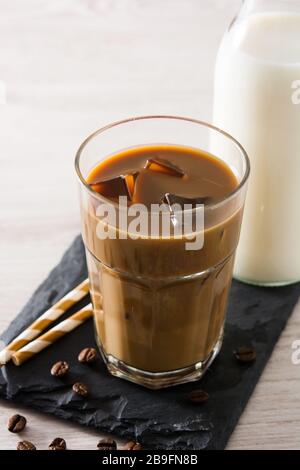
75,116 -> 250,389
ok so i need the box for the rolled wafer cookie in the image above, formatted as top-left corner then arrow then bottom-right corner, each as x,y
0,278 -> 90,365
12,303 -> 94,366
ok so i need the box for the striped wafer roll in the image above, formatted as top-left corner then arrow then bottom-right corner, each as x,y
12,303 -> 94,366
0,278 -> 90,365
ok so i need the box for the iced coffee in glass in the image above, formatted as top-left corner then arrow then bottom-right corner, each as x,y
75,116 -> 249,389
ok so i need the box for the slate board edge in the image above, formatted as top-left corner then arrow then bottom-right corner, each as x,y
0,393 -> 206,450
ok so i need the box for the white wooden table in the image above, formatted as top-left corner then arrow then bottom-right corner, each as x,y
1,0 -> 300,450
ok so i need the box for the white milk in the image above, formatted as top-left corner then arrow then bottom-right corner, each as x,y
213,12 -> 300,285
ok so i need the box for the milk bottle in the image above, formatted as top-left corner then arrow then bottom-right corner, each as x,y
213,0 -> 300,285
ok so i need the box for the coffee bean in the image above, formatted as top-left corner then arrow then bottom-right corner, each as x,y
7,414 -> 27,433
17,440 -> 36,450
97,438 -> 117,450
78,347 -> 97,364
49,437 -> 67,450
234,346 -> 257,364
187,389 -> 209,404
72,382 -> 88,397
51,361 -> 69,377
123,441 -> 142,450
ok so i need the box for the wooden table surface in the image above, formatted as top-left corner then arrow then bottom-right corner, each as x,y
1,0 -> 300,450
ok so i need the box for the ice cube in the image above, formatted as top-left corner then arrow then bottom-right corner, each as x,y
162,193 -> 209,232
122,172 -> 139,200
89,176 -> 132,200
89,171 -> 141,202
144,158 -> 185,178
163,193 -> 212,210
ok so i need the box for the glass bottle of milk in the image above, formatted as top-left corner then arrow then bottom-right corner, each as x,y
213,0 -> 300,286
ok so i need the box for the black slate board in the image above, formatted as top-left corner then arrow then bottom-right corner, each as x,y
1,236 -> 300,450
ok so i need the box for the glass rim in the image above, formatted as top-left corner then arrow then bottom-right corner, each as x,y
75,115 -> 250,212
